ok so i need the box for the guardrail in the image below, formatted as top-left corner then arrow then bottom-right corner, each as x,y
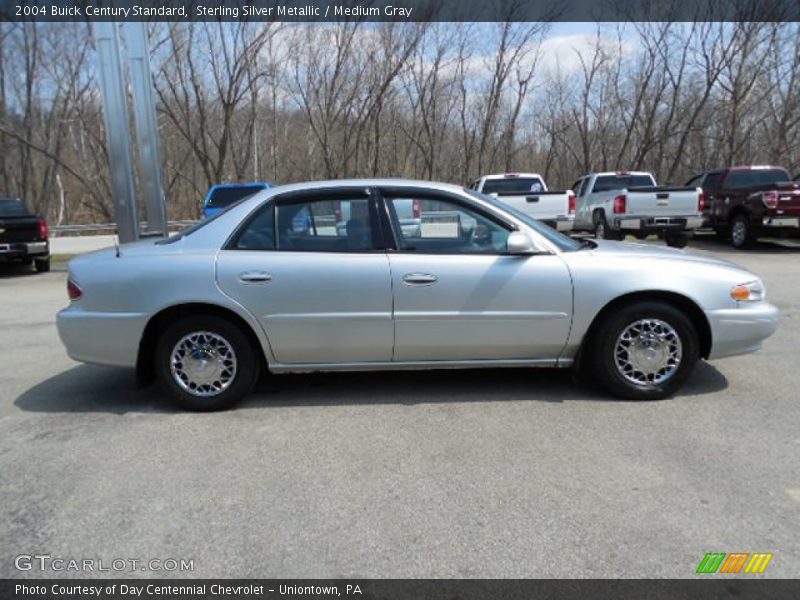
50,220 -> 199,235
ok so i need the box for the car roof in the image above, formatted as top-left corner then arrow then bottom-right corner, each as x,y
209,182 -> 272,189
260,178 -> 467,196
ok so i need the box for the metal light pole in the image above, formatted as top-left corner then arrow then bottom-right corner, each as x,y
93,21 -> 139,244
125,22 -> 167,237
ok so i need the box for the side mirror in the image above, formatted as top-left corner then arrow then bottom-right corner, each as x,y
506,231 -> 540,255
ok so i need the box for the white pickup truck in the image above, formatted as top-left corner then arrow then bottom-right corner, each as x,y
570,171 -> 704,248
469,173 -> 575,232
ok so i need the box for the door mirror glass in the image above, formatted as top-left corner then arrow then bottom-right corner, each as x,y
506,231 -> 539,255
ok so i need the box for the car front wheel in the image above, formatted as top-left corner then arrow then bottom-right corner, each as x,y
155,315 -> 260,411
590,301 -> 699,400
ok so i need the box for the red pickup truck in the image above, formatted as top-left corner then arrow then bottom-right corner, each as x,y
685,166 -> 800,248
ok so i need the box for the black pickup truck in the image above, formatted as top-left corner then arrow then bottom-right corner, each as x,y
685,166 -> 800,248
0,197 -> 50,272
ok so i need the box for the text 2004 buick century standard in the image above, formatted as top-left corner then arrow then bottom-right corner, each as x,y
57,179 -> 779,411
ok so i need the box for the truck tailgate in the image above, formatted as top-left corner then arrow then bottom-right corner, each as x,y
497,192 -> 570,219
0,216 -> 40,243
624,186 -> 699,217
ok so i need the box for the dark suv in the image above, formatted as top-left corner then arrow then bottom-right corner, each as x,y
686,166 -> 800,248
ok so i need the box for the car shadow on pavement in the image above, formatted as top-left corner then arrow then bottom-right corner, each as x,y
0,262 -> 39,279
15,361 -> 728,414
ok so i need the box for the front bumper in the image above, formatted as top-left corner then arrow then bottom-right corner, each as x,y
0,240 -> 49,260
706,301 -> 780,360
614,216 -> 704,232
57,305 -> 148,368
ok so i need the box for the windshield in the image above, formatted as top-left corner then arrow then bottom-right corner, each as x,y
464,188 -> 582,252
207,185 -> 268,208
0,198 -> 30,216
725,169 -> 790,189
481,177 -> 545,195
593,174 -> 655,192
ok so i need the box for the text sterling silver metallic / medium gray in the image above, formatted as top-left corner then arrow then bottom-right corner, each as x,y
57,179 -> 779,410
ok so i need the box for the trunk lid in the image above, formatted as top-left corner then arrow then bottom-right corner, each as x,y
623,186 -> 700,217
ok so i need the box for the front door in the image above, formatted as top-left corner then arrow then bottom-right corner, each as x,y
381,190 -> 573,362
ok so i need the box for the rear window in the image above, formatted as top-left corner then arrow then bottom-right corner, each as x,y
724,169 -> 790,189
207,185 -> 266,208
481,178 -> 545,195
592,174 -> 654,192
0,198 -> 29,216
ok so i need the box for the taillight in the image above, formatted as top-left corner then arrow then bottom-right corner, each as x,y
762,191 -> 778,209
698,192 -> 707,212
412,199 -> 420,219
38,218 -> 49,239
568,193 -> 576,214
67,278 -> 82,301
613,194 -> 626,214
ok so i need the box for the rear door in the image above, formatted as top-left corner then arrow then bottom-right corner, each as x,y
380,188 -> 572,362
216,188 -> 394,365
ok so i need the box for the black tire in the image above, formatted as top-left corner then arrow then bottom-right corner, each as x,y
730,214 -> 756,249
155,314 -> 260,411
589,301 -> 699,400
664,232 -> 690,249
34,257 -> 50,272
594,211 -> 622,241
21,258 -> 33,266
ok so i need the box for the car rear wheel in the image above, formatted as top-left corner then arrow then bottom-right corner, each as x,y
155,315 -> 260,411
594,211 -> 622,241
730,215 -> 756,249
591,301 -> 699,400
34,257 -> 50,272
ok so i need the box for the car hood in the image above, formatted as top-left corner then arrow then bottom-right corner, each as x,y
582,239 -> 745,269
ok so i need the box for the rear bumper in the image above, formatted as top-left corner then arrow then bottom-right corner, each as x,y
0,240 -> 49,260
614,215 -> 704,232
57,305 -> 148,368
706,302 -> 780,360
761,215 -> 800,229
542,216 -> 574,232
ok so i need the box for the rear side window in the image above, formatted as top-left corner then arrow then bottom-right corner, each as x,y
207,185 -> 266,208
723,169 -> 790,189
701,172 -> 721,192
231,203 -> 276,250
276,197 -> 375,252
0,198 -> 29,216
592,174 -> 654,192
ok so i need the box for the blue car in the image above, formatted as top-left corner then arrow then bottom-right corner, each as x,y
203,182 -> 273,219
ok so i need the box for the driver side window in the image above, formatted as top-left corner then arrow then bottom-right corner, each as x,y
386,195 -> 511,255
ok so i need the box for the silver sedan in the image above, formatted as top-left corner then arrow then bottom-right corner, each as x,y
57,179 -> 779,410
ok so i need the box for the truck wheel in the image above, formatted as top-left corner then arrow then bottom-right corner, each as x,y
730,215 -> 756,249
664,232 -> 690,249
594,212 -> 622,241
34,257 -> 50,272
155,315 -> 260,411
590,301 -> 699,400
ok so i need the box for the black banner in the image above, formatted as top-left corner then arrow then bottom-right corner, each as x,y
3,579 -> 800,600
2,0 -> 800,23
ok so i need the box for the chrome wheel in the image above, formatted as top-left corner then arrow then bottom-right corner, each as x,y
170,331 -> 237,397
732,220 -> 747,247
614,319 -> 682,386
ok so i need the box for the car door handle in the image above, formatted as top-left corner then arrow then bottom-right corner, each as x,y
238,271 -> 272,284
403,273 -> 438,286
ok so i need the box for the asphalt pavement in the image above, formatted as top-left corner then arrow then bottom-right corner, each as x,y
1,237 -> 798,578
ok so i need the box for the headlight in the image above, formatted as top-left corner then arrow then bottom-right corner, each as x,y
730,280 -> 765,302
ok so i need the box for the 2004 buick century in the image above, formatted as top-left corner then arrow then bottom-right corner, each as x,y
57,180 -> 779,411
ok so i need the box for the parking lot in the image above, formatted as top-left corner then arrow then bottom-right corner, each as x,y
1,236 -> 798,579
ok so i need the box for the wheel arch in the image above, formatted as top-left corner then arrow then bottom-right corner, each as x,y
578,290 -> 712,365
136,302 -> 268,385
